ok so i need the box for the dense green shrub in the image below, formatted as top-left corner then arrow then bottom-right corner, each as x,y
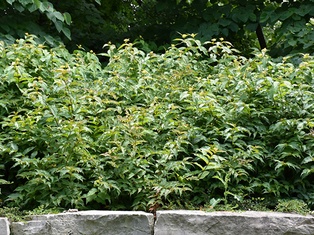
1,34 -> 314,211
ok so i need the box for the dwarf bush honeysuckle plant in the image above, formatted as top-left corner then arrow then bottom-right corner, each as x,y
1,34 -> 314,211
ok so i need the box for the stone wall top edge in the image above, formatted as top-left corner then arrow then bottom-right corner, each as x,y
29,210 -> 153,221
156,210 -> 314,218
63,210 -> 151,215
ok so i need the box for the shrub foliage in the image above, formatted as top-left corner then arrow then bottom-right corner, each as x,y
1,35 -> 314,211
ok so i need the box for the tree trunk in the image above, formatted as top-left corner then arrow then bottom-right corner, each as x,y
256,23 -> 267,50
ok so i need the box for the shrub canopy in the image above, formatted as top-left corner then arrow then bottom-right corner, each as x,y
0,35 -> 314,210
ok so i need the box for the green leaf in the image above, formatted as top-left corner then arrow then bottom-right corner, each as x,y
301,168 -> 314,178
0,179 -> 11,185
179,91 -> 189,101
72,173 -> 84,182
301,156 -> 314,164
30,151 -> 38,158
33,0 -> 40,8
22,146 -> 35,155
269,81 -> 279,98
260,11 -> 271,23
236,12 -> 249,23
62,27 -> 71,40
53,12 -> 64,22
229,22 -> 239,32
6,0 -> 15,5
27,2 -> 38,12
10,142 -> 19,153
209,198 -> 222,207
85,188 -> 98,203
54,20 -> 63,32
219,18 -> 232,27
63,12 -> 71,25
279,9 -> 295,21
199,171 -> 210,179
39,1 -> 53,12
13,3 -> 25,12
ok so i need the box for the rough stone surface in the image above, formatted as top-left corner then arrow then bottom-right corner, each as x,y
154,210 -> 314,235
7,210 -> 314,235
0,217 -> 10,235
11,211 -> 154,235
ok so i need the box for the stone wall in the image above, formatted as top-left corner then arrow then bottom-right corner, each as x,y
1,210 -> 314,235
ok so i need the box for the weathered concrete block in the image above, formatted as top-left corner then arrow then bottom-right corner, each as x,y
0,217 -> 10,235
154,210 -> 314,235
11,211 -> 154,235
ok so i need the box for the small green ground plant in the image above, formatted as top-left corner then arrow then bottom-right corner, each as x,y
0,206 -> 61,222
276,199 -> 310,215
0,34 -> 314,213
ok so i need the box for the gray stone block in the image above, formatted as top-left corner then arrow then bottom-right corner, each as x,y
154,210 -> 314,235
11,211 -> 154,235
0,217 -> 10,235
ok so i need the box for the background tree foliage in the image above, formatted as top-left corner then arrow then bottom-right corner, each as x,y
0,0 -> 72,43
1,0 -> 313,55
